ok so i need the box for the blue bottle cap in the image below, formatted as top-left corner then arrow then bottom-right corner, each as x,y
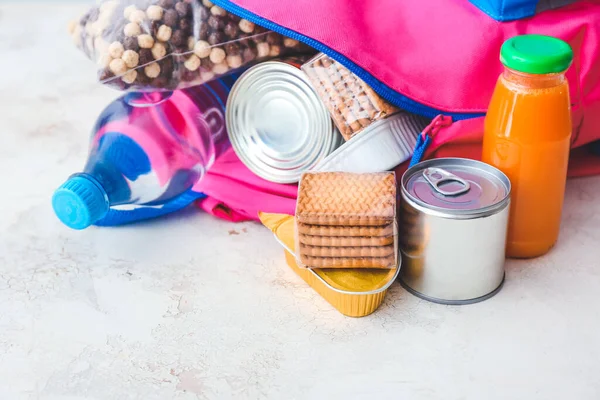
52,175 -> 109,230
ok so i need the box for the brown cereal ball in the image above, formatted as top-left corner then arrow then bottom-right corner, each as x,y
108,41 -> 124,58
159,0 -> 174,7
139,48 -> 154,65
209,47 -> 226,64
122,50 -> 140,68
175,2 -> 191,17
163,9 -> 179,27
144,62 -> 161,78
123,36 -> 139,51
171,30 -> 186,47
208,15 -> 224,30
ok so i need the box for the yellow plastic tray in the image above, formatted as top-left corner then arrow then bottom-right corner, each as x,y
260,213 -> 400,317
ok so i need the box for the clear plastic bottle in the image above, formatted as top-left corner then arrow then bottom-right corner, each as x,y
482,35 -> 573,258
52,75 -> 239,230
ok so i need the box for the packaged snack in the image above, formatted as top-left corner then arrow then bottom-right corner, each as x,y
313,111 -> 430,174
259,212 -> 399,317
295,172 -> 398,269
301,53 -> 399,141
69,0 -> 312,91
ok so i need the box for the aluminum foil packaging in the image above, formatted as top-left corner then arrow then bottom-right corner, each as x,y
68,0 -> 312,91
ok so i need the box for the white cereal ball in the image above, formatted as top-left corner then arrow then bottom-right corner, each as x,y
238,19 -> 255,34
124,22 -> 141,37
129,9 -> 147,24
201,70 -> 215,81
146,5 -> 164,21
144,62 -> 161,78
108,41 -> 124,59
269,45 -> 281,57
137,34 -> 155,49
122,50 -> 140,68
203,0 -> 214,7
226,55 -> 243,69
184,55 -> 201,71
212,62 -> 229,75
210,6 -> 227,16
151,42 -> 167,60
209,47 -> 226,64
123,5 -> 137,19
194,40 -> 211,58
257,42 -> 270,58
156,25 -> 172,42
187,37 -> 196,51
122,69 -> 138,84
284,38 -> 299,48
97,53 -> 112,68
109,58 -> 128,75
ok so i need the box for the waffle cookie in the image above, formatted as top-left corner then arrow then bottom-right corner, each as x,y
296,172 -> 396,226
302,53 -> 399,141
298,234 -> 395,247
295,171 -> 397,269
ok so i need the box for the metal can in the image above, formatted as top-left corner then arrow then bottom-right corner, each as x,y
226,60 -> 342,184
399,158 -> 511,305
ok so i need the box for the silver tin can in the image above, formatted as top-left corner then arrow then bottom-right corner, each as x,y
226,60 -> 342,183
399,158 -> 511,305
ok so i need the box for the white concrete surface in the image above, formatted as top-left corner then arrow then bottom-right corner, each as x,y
1,3 -> 600,399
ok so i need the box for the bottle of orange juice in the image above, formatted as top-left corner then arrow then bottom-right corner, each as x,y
482,34 -> 573,258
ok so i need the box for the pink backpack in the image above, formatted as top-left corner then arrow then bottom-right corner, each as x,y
197,0 -> 600,221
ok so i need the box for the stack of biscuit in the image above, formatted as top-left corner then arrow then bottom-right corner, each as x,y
295,172 -> 397,269
302,53 -> 399,141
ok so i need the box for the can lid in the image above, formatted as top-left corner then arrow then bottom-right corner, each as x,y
402,158 -> 510,217
226,61 -> 340,184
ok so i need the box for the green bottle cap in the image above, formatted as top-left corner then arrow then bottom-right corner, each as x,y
500,34 -> 573,74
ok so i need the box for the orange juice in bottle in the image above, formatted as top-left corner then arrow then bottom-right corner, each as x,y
482,35 -> 573,258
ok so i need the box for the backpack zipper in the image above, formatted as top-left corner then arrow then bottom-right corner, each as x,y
212,0 -> 483,120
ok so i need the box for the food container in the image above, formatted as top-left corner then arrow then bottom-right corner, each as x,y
313,112 -> 430,173
260,212 -> 399,317
295,171 -> 398,269
302,53 -> 399,140
399,158 -> 511,305
226,60 -> 342,183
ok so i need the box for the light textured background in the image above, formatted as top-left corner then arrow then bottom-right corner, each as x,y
1,3 -> 600,400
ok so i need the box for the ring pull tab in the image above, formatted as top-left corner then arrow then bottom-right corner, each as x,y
423,167 -> 470,196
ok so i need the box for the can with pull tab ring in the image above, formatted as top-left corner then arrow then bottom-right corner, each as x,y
399,158 -> 511,305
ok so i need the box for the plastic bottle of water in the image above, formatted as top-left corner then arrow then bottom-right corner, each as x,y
52,74 -> 239,230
